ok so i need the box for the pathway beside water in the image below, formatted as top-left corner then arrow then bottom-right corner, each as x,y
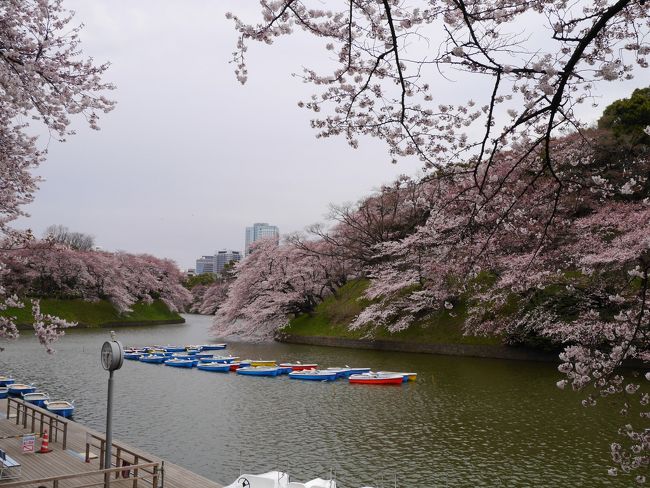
0,314 -> 630,487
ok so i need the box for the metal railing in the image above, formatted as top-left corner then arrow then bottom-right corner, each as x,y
85,432 -> 161,487
6,398 -> 68,449
0,461 -> 160,488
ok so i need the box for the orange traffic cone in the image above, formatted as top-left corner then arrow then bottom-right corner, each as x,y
38,430 -> 52,453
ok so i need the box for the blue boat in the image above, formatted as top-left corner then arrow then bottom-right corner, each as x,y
9,384 -> 36,396
138,355 -> 166,364
236,367 -> 281,377
124,352 -> 142,360
326,367 -> 371,378
200,343 -> 227,351
0,376 -> 15,387
45,400 -> 74,418
185,349 -> 199,356
197,362 -> 231,372
276,366 -> 293,375
195,353 -> 214,360
163,346 -> 185,353
22,392 -> 50,407
289,370 -> 338,381
164,358 -> 196,368
0,387 -> 8,399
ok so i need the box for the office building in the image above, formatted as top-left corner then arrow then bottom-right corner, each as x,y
245,222 -> 279,255
215,249 -> 241,273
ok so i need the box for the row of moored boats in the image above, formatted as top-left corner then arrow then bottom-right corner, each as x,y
125,344 -> 416,385
0,376 -> 75,418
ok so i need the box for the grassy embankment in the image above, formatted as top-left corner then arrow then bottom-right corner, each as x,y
282,279 -> 501,346
1,299 -> 183,329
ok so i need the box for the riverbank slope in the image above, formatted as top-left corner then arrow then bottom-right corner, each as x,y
2,299 -> 185,328
277,280 -> 558,361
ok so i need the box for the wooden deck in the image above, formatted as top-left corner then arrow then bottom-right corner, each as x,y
0,399 -> 222,488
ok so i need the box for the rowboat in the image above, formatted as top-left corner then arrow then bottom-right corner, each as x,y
349,373 -> 404,385
289,370 -> 338,381
0,376 -> 15,386
45,400 -> 75,418
250,360 -> 277,367
211,355 -> 239,363
326,367 -> 371,378
162,345 -> 185,353
197,362 -> 231,372
9,384 -> 36,396
236,366 -> 281,377
377,371 -> 417,382
279,362 -> 318,371
164,358 -> 196,368
22,392 -> 50,407
124,352 -> 142,360
138,355 -> 166,364
195,353 -> 214,360
0,387 -> 8,399
229,361 -> 251,371
276,366 -> 293,375
200,343 -> 227,351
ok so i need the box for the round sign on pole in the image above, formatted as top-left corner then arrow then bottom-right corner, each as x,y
101,340 -> 124,371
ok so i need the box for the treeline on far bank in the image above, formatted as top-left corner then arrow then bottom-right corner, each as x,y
1,229 -> 191,329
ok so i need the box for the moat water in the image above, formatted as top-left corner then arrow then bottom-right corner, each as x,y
0,314 -> 632,487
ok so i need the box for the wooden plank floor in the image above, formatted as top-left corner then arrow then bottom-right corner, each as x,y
0,399 -> 223,487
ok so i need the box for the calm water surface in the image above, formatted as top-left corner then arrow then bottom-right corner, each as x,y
0,315 -> 629,487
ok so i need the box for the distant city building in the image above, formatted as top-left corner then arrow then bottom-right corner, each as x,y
194,251 -> 242,275
215,249 -> 241,273
195,255 -> 215,275
245,222 -> 279,256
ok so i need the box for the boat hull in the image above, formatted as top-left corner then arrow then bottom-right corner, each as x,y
197,363 -> 231,372
349,374 -> 404,385
9,384 -> 36,396
279,363 -> 318,371
164,360 -> 195,368
200,344 -> 227,351
250,360 -> 277,367
0,377 -> 15,387
289,372 -> 338,381
0,388 -> 7,399
236,367 -> 281,377
46,402 -> 74,418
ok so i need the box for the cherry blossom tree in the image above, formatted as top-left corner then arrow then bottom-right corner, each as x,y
0,0 -> 114,350
213,238 -> 350,338
228,2 -> 649,478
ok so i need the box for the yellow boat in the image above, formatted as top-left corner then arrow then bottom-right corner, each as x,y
250,360 -> 277,367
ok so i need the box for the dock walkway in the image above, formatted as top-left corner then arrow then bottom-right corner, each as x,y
0,398 -> 223,488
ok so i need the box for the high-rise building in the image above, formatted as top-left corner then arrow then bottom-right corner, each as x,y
245,222 -> 279,255
195,255 -> 215,275
215,249 -> 241,273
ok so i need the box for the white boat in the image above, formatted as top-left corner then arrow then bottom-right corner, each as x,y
225,470 -> 289,488
225,472 -> 336,488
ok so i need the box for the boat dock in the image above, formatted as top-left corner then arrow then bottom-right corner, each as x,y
0,398 -> 223,487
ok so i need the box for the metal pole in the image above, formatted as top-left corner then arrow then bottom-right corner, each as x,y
105,369 -> 114,473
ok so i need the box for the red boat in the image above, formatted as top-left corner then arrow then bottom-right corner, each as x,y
279,363 -> 318,371
229,361 -> 251,371
349,373 -> 404,385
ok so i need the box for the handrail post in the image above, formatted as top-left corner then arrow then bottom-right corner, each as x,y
132,456 -> 139,488
61,419 -> 67,450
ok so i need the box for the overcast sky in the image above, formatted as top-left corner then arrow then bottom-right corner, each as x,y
16,1 -> 643,270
